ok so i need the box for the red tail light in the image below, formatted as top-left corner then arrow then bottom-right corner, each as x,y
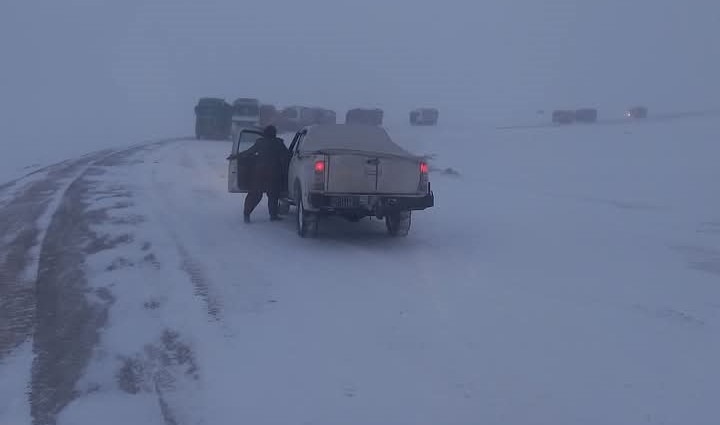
418,161 -> 430,193
313,159 -> 326,190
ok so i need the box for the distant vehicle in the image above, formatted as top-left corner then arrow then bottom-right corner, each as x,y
410,108 -> 439,126
312,108 -> 337,125
552,110 -> 575,125
194,98 -> 232,140
575,108 -> 598,123
227,124 -> 434,237
231,98 -> 261,141
279,106 -> 316,132
626,106 -> 648,119
259,104 -> 278,127
346,108 -> 384,126
266,106 -> 337,133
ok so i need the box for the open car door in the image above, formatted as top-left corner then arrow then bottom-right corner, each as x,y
227,128 -> 264,193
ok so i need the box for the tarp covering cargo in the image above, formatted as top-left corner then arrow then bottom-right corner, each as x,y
299,124 -> 412,157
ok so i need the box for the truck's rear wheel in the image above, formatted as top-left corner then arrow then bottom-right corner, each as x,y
295,187 -> 318,238
386,211 -> 411,237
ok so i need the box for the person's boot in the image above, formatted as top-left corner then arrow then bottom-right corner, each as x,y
243,214 -> 251,223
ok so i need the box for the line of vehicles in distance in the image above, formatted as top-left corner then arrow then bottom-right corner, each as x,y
550,105 -> 649,125
194,97 -> 440,140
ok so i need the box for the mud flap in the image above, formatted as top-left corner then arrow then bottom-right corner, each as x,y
386,211 -> 411,237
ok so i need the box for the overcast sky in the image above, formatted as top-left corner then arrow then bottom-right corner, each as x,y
1,0 -> 718,155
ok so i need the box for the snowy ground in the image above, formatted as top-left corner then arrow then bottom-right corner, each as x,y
1,118 -> 719,425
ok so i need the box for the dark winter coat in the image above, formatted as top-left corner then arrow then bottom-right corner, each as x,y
240,137 -> 289,193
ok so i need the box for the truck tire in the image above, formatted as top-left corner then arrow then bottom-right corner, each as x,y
295,187 -> 318,238
386,211 -> 411,237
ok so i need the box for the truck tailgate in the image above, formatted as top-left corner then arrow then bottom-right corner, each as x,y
377,156 -> 421,194
327,154 -> 377,193
326,152 -> 421,195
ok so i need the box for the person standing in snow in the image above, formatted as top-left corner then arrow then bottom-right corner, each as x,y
238,125 -> 289,223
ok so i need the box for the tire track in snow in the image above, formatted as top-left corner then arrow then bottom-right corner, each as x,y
28,145 -> 166,425
0,141 -> 186,425
0,154 -> 117,425
176,242 -> 222,320
148,146 -> 224,323
0,151 -> 114,360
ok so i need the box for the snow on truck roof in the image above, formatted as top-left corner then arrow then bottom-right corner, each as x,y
233,98 -> 259,105
301,124 -> 412,157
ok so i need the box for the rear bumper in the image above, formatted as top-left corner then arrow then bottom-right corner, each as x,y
308,191 -> 434,215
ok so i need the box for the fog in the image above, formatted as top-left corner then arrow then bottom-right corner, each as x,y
1,0 -> 718,166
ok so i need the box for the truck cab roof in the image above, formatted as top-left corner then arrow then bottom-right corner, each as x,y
198,98 -> 227,105
233,98 -> 259,105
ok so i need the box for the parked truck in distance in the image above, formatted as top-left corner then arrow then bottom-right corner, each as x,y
312,108 -> 337,125
231,98 -> 261,141
410,108 -> 439,126
226,124 -> 434,238
552,110 -> 575,125
258,105 -> 338,133
626,106 -> 648,119
346,108 -> 384,126
259,104 -> 278,127
194,98 -> 232,140
575,108 -> 598,123
278,106 -> 317,133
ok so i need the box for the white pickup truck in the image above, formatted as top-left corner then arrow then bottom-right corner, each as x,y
228,124 -> 434,237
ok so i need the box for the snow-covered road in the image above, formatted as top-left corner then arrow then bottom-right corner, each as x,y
1,118 -> 719,425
